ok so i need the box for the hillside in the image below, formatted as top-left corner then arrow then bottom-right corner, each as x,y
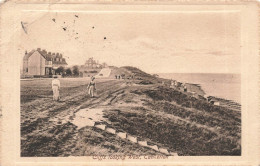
20,66 -> 241,156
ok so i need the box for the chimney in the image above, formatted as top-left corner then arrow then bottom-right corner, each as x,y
25,50 -> 27,55
42,49 -> 47,55
48,52 -> 51,55
37,48 -> 41,51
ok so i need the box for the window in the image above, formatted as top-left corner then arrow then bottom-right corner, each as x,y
26,68 -> 28,72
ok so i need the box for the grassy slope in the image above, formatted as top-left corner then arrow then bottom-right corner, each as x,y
103,87 -> 240,155
20,66 -> 241,156
104,66 -> 241,156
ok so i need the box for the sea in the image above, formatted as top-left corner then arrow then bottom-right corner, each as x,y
157,73 -> 241,104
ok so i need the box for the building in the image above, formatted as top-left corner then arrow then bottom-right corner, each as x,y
79,57 -> 108,77
85,57 -> 98,69
22,48 -> 68,76
83,57 -> 108,69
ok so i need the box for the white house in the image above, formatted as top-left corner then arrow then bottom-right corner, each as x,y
23,48 -> 68,76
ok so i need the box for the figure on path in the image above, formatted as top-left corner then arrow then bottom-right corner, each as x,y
174,80 -> 178,86
170,79 -> 174,88
52,76 -> 60,101
87,76 -> 96,98
183,83 -> 187,92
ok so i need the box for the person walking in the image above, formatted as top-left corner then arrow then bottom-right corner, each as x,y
183,83 -> 187,92
170,79 -> 174,88
87,76 -> 96,98
174,80 -> 178,86
52,76 -> 60,101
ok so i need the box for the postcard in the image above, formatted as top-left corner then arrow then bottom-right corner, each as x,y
0,0 -> 259,166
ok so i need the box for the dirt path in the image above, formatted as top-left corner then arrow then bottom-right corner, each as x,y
21,79 -> 162,156
21,77 -> 241,156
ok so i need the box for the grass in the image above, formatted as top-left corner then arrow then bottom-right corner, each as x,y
20,67 -> 241,156
103,84 -> 241,156
21,77 -> 101,103
143,86 -> 240,121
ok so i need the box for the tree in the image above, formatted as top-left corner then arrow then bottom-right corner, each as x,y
56,66 -> 64,75
72,65 -> 79,76
65,68 -> 72,76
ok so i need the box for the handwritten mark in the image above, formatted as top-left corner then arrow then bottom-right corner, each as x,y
75,15 -> 79,18
52,18 -> 56,22
21,22 -> 27,34
104,37 -> 106,40
63,27 -> 67,31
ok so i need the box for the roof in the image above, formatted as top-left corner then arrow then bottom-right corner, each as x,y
23,50 -> 35,60
53,58 -> 68,65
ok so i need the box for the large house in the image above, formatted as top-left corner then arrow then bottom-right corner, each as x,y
79,57 -> 108,77
84,57 -> 107,69
85,57 -> 100,69
80,57 -> 108,70
22,48 -> 68,76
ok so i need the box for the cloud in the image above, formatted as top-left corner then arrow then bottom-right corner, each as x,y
20,12 -> 240,73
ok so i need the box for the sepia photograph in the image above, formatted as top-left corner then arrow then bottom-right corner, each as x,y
0,1 -> 259,166
19,9 -> 241,157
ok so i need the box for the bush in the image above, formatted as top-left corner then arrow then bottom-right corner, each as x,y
56,66 -> 64,75
72,66 -> 79,76
65,68 -> 72,76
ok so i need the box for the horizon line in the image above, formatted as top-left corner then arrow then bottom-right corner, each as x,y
153,72 -> 241,74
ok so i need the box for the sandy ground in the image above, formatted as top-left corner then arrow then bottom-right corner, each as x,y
21,78 -> 161,156
20,77 -> 241,156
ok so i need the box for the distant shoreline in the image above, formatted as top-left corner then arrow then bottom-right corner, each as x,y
157,72 -> 241,104
155,72 -> 241,75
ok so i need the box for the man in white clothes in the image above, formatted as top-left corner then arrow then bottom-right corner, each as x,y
52,76 -> 60,101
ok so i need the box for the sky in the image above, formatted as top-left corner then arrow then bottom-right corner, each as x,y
19,11 -> 241,74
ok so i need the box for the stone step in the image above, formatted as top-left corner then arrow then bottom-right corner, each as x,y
138,141 -> 148,147
90,121 -> 178,156
95,124 -> 106,130
117,132 -> 127,139
106,127 -> 116,134
127,135 -> 137,143
159,148 -> 169,155
148,145 -> 159,151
